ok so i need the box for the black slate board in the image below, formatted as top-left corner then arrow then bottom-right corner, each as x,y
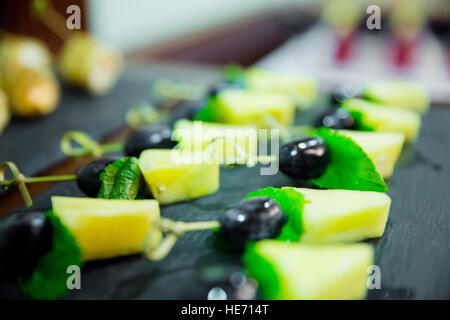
1,64 -> 450,300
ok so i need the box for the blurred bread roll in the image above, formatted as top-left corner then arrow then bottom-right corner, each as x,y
0,35 -> 60,117
59,32 -> 122,95
1,67 -> 59,117
0,35 -> 52,73
0,89 -> 10,134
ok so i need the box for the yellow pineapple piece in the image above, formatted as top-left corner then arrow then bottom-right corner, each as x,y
139,149 -> 220,204
52,196 -> 161,261
215,89 -> 295,129
338,130 -> 405,179
173,120 -> 258,165
292,188 -> 391,243
342,98 -> 421,143
363,81 -> 430,113
244,68 -> 318,107
244,240 -> 373,300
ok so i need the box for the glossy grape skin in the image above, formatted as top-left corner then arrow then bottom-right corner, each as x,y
315,107 -> 356,130
76,158 -> 117,197
0,210 -> 53,279
219,197 -> 287,245
169,99 -> 206,126
279,137 -> 331,180
124,124 -> 177,157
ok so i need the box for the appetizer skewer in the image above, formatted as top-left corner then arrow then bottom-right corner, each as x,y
150,65 -> 317,114
333,81 -> 430,113
223,66 -> 318,108
1,185 -> 389,299
341,98 -> 421,143
2,122 -> 395,211
61,113 -> 405,180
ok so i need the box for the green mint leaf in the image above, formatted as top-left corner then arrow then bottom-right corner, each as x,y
243,242 -> 280,300
193,96 -> 219,122
98,157 -> 142,200
310,128 -> 388,192
19,210 -> 82,300
348,110 -> 374,131
247,187 -> 304,241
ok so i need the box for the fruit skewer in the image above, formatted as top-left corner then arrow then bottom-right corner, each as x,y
1,185 -> 389,299
62,113 -> 404,180
150,65 -> 318,114
333,80 -> 430,114
2,122 -> 395,210
61,87 -> 409,172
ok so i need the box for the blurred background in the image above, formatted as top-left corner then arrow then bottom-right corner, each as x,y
0,0 -> 449,96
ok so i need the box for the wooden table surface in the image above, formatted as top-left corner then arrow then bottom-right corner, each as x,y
0,62 -> 449,300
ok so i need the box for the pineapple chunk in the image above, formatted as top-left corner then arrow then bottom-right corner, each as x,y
214,89 -> 295,129
337,130 -> 405,179
244,68 -> 318,107
173,120 -> 258,165
139,149 -> 220,204
342,98 -> 421,143
52,196 -> 161,261
244,240 -> 373,300
292,188 -> 391,243
363,81 -> 430,113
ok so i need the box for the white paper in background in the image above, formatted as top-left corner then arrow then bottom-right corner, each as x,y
257,24 -> 450,104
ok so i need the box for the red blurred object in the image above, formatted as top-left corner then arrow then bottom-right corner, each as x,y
391,34 -> 420,68
334,31 -> 357,63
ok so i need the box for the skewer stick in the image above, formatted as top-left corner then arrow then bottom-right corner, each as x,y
31,0 -> 70,40
0,161 -> 76,207
144,218 -> 220,260
61,131 -> 123,158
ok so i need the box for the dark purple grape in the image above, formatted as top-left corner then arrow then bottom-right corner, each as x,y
169,99 -> 206,126
124,124 -> 176,157
315,107 -> 356,130
219,197 -> 287,245
76,158 -> 117,197
279,137 -> 331,180
0,210 -> 53,279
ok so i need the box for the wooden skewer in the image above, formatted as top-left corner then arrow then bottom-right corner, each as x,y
30,0 -> 70,40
